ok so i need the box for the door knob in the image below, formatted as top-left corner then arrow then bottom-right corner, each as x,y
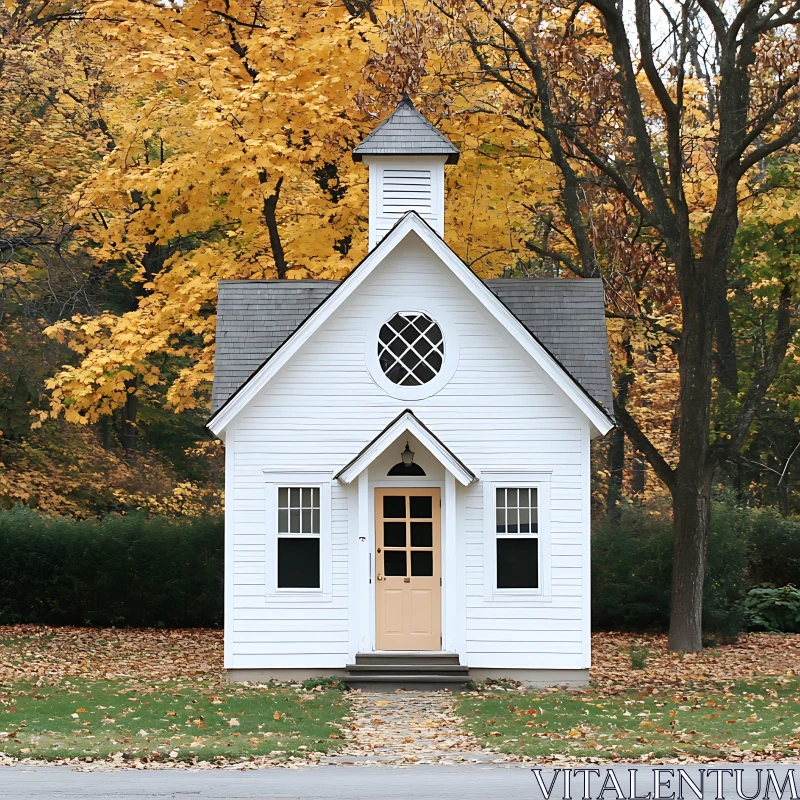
377,574 -> 385,581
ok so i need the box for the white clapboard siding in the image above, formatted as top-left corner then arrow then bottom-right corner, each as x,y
226,233 -> 590,671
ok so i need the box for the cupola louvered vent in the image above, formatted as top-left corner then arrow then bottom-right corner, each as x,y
369,159 -> 445,247
381,169 -> 432,216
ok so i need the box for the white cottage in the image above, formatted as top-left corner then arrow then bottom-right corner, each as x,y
208,97 -> 615,689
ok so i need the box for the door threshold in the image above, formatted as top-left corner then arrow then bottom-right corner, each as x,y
362,650 -> 457,655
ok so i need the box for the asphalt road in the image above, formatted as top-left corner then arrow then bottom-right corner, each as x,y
0,763 -> 796,800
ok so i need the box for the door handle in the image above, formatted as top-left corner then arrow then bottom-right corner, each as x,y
377,574 -> 385,581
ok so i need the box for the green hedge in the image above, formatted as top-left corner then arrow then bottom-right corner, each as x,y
0,507 -> 223,628
2,501 -> 797,634
592,502 -> 800,636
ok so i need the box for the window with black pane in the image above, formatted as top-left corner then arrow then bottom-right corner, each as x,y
495,487 -> 539,589
277,486 -> 321,589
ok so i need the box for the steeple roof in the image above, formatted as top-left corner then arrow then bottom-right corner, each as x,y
352,95 -> 460,164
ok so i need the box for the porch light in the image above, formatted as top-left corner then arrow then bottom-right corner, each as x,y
401,441 -> 415,467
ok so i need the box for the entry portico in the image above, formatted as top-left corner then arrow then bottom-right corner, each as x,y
336,409 -> 474,658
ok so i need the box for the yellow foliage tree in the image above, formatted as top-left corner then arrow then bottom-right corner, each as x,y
40,0 -> 560,424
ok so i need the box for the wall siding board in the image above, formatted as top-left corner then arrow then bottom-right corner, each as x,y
226,236 -> 590,671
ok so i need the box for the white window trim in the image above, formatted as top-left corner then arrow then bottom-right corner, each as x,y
263,471 -> 332,600
482,471 -> 552,603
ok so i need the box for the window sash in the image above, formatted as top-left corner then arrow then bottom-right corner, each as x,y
277,485 -> 321,536
482,476 -> 551,600
495,486 -> 539,537
264,477 -> 331,597
277,537 -> 321,589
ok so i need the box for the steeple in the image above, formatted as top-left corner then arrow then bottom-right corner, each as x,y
353,95 -> 459,249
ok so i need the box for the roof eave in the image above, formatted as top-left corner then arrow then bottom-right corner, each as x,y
352,150 -> 459,165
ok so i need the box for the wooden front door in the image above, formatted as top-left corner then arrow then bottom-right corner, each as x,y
375,488 -> 441,651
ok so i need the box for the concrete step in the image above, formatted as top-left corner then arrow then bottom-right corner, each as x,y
354,652 -> 461,666
346,663 -> 469,675
343,673 -> 473,692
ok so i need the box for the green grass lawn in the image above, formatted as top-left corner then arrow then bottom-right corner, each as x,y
0,678 -> 351,763
459,677 -> 800,760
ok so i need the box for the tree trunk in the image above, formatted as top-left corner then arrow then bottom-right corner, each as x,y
120,378 -> 138,452
260,174 -> 287,278
777,480 -> 791,518
669,267 -> 716,652
100,415 -> 111,450
606,425 -> 625,519
608,337 -> 635,518
669,469 -> 714,651
631,453 -> 646,496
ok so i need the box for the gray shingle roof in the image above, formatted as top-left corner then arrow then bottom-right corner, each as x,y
211,277 -> 613,417
211,280 -> 339,413
353,96 -> 459,164
485,278 -> 613,414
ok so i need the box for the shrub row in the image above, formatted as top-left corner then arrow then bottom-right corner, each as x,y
0,501 -> 796,633
0,507 -> 223,628
592,502 -> 800,636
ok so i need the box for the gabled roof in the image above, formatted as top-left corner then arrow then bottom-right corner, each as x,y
211,277 -> 613,416
335,410 -> 476,486
208,212 -> 615,438
353,95 -> 459,164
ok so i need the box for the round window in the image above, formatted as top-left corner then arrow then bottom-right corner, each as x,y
378,312 -> 444,386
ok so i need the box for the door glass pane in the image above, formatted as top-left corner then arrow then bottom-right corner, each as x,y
383,495 -> 406,518
518,488 -> 529,507
301,509 -> 312,534
409,495 -> 432,519
497,538 -> 538,589
278,509 -> 288,534
277,538 -> 320,588
411,550 -> 433,576
506,488 -> 518,507
384,521 -> 406,547
496,508 -> 506,534
290,487 -> 301,506
383,550 -> 407,576
278,487 -> 289,508
410,521 -> 433,547
289,508 -> 300,533
519,507 -> 530,534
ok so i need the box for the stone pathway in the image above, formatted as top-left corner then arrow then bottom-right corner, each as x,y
322,690 -> 513,765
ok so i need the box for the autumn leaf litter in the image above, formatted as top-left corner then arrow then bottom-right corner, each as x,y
460,633 -> 800,766
0,626 -> 345,770
1,626 -> 798,769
